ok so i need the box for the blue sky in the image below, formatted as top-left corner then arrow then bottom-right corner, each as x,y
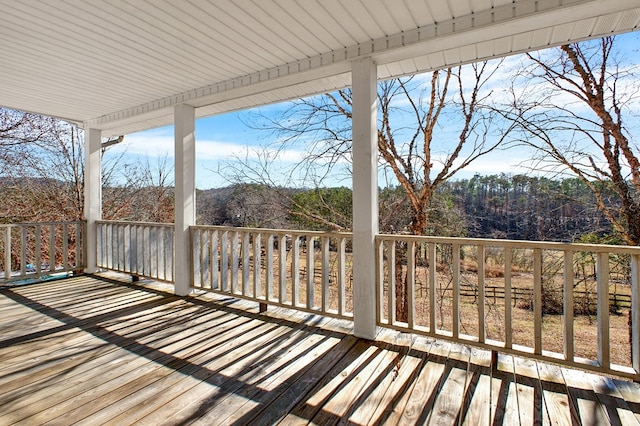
105,32 -> 640,190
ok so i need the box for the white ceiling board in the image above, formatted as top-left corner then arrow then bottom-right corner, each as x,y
0,0 -> 638,138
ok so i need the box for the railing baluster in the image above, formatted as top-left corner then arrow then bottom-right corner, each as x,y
150,226 -> 160,282
168,227 -> 174,282
5,227 -> 12,279
322,236 -> 330,313
123,224 -> 130,273
266,234 -> 274,301
194,228 -> 202,287
564,250 -> 574,362
477,244 -> 485,343
232,231 -> 240,293
597,252 -> 610,369
136,225 -> 143,276
118,224 -> 123,271
242,232 -> 250,296
128,224 -> 135,276
200,230 -> 213,288
339,237 -> 346,317
166,226 -> 172,281
388,240 -> 396,325
211,230 -> 219,290
279,234 -> 287,304
35,225 -> 42,274
292,235 -> 300,306
96,222 -> 102,269
428,242 -> 436,335
142,226 -> 148,276
114,225 -> 122,271
376,238 -> 383,324
452,243 -> 460,339
632,254 -> 640,373
534,248 -> 542,355
113,224 -> 119,271
77,221 -> 84,269
504,247 -> 513,349
105,223 -> 111,270
49,224 -> 55,272
20,226 -> 27,277
253,233 -> 262,298
221,230 -> 229,292
158,226 -> 165,281
407,240 -> 415,329
306,236 -> 314,309
124,224 -> 129,273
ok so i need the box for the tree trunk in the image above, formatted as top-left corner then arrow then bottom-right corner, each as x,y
394,209 -> 428,323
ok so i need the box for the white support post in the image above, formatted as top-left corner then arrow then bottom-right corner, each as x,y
352,57 -> 378,340
174,104 -> 196,296
84,128 -> 102,273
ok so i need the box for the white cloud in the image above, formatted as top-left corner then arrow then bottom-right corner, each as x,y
109,133 -> 307,164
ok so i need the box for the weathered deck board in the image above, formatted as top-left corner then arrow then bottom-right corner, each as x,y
460,347 -> 492,426
0,274 -> 638,425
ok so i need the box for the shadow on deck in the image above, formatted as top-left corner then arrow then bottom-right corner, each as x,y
1,274 -> 639,425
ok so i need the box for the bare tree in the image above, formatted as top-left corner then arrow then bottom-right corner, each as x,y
0,107 -> 174,224
243,62 -> 512,320
501,35 -> 640,245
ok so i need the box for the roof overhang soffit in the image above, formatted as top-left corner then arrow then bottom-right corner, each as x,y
86,0 -> 640,135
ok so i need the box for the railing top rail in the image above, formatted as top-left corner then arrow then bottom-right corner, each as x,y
97,220 -> 174,228
375,232 -> 640,254
191,224 -> 353,239
0,220 -> 86,228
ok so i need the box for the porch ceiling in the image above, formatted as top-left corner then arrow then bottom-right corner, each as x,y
1,0 -> 639,137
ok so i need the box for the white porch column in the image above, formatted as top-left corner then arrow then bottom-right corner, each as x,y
174,103 -> 196,296
352,57 -> 378,340
84,128 -> 102,274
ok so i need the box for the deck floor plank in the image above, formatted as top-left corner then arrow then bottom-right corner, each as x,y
427,344 -> 473,426
0,274 -> 638,426
513,355 -> 550,425
341,332 -> 415,425
492,352 -> 521,425
377,336 -> 434,425
395,339 -> 453,425
588,374 -> 640,425
460,347 -> 493,426
562,367 -> 611,425
536,361 -> 579,425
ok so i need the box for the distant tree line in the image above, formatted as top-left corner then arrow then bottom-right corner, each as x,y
194,174 -> 615,243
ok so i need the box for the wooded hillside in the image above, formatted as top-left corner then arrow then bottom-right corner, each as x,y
195,173 -> 615,243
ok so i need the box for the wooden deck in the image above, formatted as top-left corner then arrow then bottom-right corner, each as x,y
1,275 -> 639,425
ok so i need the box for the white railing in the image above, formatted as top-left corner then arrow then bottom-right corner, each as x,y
96,220 -> 174,282
0,221 -> 85,284
376,234 -> 640,380
191,225 -> 354,319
